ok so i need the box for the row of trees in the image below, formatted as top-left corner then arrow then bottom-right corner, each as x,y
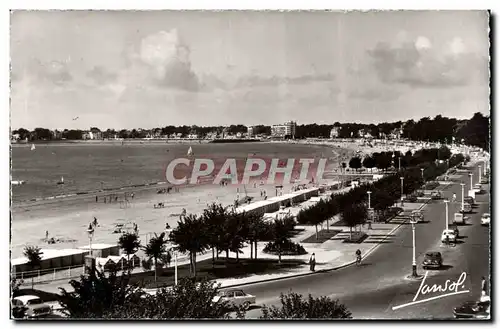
347,146 -> 454,173
52,271 -> 352,319
12,112 -> 489,150
297,149 -> 466,237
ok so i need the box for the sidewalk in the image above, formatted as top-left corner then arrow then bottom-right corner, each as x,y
32,183 -> 442,294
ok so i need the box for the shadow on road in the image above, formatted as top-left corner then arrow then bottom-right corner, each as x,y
426,264 -> 454,271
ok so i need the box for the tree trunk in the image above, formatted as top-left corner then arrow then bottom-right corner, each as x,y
349,227 -> 352,240
127,254 -> 131,274
154,257 -> 158,282
315,225 -> 319,240
278,251 -> 282,264
216,247 -> 219,260
327,218 -> 330,232
226,250 -> 229,259
236,251 -> 239,261
250,242 -> 253,259
254,241 -> 258,259
193,252 -> 197,278
212,248 -> 215,268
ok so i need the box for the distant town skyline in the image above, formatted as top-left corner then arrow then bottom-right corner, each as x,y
11,10 -> 489,130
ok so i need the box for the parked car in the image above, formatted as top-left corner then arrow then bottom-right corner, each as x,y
460,203 -> 473,213
441,229 -> 457,243
464,196 -> 475,205
453,300 -> 490,319
212,289 -> 256,310
422,251 -> 443,269
11,295 -> 52,318
404,194 -> 418,203
431,191 -> 442,200
453,213 -> 468,225
481,213 -> 490,226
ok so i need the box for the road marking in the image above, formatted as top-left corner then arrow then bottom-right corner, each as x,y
392,290 -> 470,311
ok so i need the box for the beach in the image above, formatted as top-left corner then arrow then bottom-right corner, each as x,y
11,141 -> 360,258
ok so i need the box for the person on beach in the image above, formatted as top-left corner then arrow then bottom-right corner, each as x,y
45,230 -> 49,240
309,253 -> 316,271
96,196 -> 98,203
165,223 -> 171,230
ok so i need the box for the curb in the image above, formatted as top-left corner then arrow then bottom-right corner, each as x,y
222,195 -> 439,289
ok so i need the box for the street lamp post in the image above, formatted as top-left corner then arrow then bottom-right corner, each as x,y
400,177 -> 404,206
460,183 -> 465,212
398,157 -> 401,171
478,165 -> 482,184
444,199 -> 449,231
420,168 -> 424,182
87,223 -> 95,257
469,173 -> 473,193
410,216 -> 418,278
367,191 -> 372,209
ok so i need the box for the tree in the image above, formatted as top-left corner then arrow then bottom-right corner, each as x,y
202,203 -> 229,265
341,203 -> 367,239
270,217 -> 294,263
23,245 -> 43,289
118,232 -> 141,273
261,292 -> 352,319
143,233 -> 168,282
349,156 -> 362,173
59,268 -> 136,318
362,155 -> 376,172
102,278 -> 243,319
169,214 -> 209,277
247,215 -> 272,259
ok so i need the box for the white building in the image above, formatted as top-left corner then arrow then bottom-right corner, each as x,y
271,121 -> 296,138
330,127 -> 340,138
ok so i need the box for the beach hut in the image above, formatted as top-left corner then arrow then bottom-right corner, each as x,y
96,257 -> 116,272
121,254 -> 140,268
108,255 -> 127,270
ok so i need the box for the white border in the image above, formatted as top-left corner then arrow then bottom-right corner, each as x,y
2,1 -> 497,329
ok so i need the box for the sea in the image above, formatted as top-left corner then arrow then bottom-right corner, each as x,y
11,141 -> 341,205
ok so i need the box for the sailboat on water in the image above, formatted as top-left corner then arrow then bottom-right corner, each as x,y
187,146 -> 194,156
30,144 -> 36,151
57,176 -> 65,185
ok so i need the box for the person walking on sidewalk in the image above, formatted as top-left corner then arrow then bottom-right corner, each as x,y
309,253 -> 316,272
481,276 -> 488,294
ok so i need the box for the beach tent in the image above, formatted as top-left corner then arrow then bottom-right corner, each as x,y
108,255 -> 127,270
96,257 -> 116,272
121,254 -> 141,268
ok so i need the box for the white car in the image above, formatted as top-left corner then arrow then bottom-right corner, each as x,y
212,289 -> 256,310
481,213 -> 490,226
11,295 -> 52,318
441,229 -> 457,243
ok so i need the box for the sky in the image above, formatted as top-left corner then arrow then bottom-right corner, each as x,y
10,10 -> 490,130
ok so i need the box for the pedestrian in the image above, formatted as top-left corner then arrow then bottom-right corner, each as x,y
45,230 -> 49,240
309,253 -> 316,271
96,196 -> 98,203
481,276 -> 487,293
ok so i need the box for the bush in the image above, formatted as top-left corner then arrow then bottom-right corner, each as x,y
142,259 -> 152,271
263,239 -> 307,256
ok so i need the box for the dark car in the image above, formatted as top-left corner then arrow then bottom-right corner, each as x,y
453,300 -> 490,319
464,196 -> 474,205
422,252 -> 443,269
404,194 -> 418,202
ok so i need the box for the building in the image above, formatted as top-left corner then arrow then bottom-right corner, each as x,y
51,130 -> 63,140
271,121 -> 297,138
330,127 -> 340,138
247,126 -> 254,137
88,128 -> 103,140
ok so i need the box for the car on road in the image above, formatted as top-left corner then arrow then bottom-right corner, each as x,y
430,191 -> 442,200
441,229 -> 457,243
464,196 -> 475,206
481,213 -> 490,226
213,289 -> 256,310
422,251 -> 443,269
11,295 -> 52,318
404,194 -> 418,203
460,203 -> 473,214
453,300 -> 490,319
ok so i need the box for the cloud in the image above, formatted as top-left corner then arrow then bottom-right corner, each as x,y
234,73 -> 335,88
132,29 -> 200,92
86,66 -> 117,84
367,36 -> 487,88
30,59 -> 72,85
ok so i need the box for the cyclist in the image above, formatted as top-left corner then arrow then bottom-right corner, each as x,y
355,249 -> 362,265
444,234 -> 450,246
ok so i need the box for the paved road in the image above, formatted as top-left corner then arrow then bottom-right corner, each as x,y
242,162 -> 490,319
